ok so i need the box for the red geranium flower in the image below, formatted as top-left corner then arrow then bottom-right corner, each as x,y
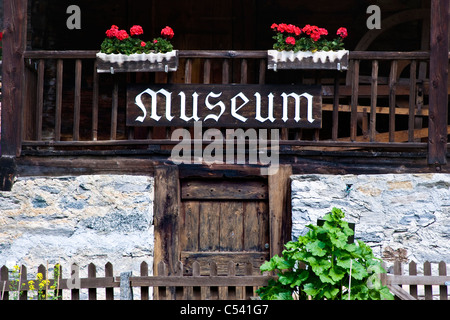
106,25 -> 119,38
130,25 -> 144,36
116,30 -> 129,41
141,41 -> 146,47
271,23 -> 278,30
337,27 -> 348,39
161,26 -> 174,39
286,36 -> 296,45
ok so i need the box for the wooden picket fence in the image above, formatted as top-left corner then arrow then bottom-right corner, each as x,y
384,261 -> 450,300
1,260 -> 449,300
0,260 -> 270,300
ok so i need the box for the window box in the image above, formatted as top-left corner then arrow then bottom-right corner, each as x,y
96,50 -> 178,74
267,49 -> 349,71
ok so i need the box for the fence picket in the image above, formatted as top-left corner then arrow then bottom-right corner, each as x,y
409,261 -> 418,299
439,261 -> 448,300
105,262 -> 114,300
424,261 -> 432,300
88,263 -> 97,300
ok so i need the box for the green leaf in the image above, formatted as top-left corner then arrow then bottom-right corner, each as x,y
329,266 -> 346,282
319,272 -> 335,284
306,240 -> 327,257
323,286 -> 340,300
336,257 -> 352,269
351,261 -> 369,280
303,283 -> 319,296
379,286 -> 395,300
278,271 -> 296,285
292,270 -> 310,287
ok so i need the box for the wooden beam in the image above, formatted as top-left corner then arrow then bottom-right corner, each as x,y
154,165 -> 181,276
428,0 -> 449,165
1,0 -> 28,157
268,165 -> 292,257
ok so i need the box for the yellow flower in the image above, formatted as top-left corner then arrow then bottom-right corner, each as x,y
37,273 -> 43,281
13,265 -> 20,272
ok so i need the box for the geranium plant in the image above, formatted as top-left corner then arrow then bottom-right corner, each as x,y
100,25 -> 174,55
257,207 -> 394,300
271,23 -> 348,52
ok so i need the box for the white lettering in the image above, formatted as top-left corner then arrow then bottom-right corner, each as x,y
230,92 -> 249,122
204,92 -> 225,122
281,92 -> 314,123
179,92 -> 200,122
255,92 -> 275,123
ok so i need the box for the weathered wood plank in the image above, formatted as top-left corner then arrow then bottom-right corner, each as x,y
154,166 -> 181,276
181,252 -> 269,276
1,0 -> 28,156
219,202 -> 244,251
181,179 -> 268,200
428,0 -> 449,164
244,201 -> 269,252
199,202 -> 221,252
268,165 -> 292,257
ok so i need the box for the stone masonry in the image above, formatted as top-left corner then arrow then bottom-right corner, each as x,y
291,174 -> 450,266
0,175 -> 154,283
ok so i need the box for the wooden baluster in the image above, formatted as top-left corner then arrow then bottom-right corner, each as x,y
36,59 -> 45,141
388,60 -> 398,142
240,59 -> 248,84
350,60 -> 360,141
73,59 -> 82,141
203,59 -> 211,84
55,59 -> 63,141
92,60 -> 99,141
258,59 -> 266,85
408,60 -> 417,142
332,74 -> 340,141
370,60 -> 378,142
222,59 -> 230,84
111,77 -> 119,140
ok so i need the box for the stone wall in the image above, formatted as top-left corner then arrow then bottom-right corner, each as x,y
291,174 -> 450,266
0,175 -> 154,284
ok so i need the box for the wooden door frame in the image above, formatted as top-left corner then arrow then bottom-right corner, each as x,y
153,164 -> 292,275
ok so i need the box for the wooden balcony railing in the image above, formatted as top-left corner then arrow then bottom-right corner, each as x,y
19,50 -> 445,156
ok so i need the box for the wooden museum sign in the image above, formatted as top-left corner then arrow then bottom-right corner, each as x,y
126,84 -> 322,128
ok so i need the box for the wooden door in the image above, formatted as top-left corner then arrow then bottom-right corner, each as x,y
180,178 -> 269,275
154,165 -> 292,277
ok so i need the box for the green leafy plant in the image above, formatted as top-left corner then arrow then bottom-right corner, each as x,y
257,207 -> 394,300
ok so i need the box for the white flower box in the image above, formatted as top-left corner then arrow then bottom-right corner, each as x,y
96,50 -> 178,73
267,49 -> 349,71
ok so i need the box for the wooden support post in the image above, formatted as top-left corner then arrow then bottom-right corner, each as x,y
1,0 -> 28,157
268,165 -> 292,257
428,0 -> 449,165
154,165 -> 181,276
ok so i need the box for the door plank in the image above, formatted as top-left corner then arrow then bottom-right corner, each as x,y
244,201 -> 269,251
219,201 -> 244,251
199,201 -> 221,251
181,179 -> 268,200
